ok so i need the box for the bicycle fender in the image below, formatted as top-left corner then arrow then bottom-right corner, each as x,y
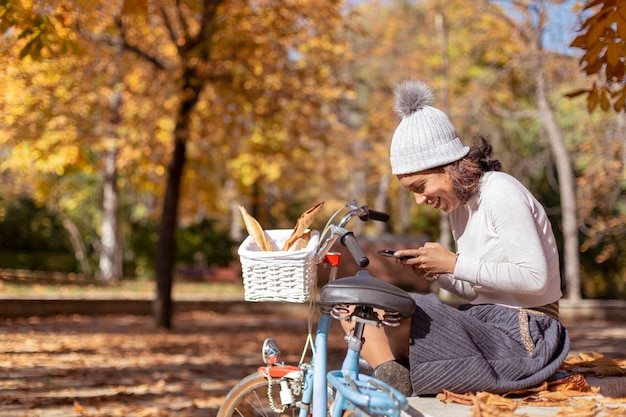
257,365 -> 301,379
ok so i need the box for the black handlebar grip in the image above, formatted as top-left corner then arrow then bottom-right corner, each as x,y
358,206 -> 390,222
366,209 -> 390,222
341,232 -> 369,267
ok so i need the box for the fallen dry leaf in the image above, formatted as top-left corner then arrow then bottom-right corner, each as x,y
548,374 -> 590,391
436,389 -> 473,405
73,399 -> 87,413
564,352 -> 626,369
470,395 -> 518,417
540,391 -> 592,401
475,391 -> 517,411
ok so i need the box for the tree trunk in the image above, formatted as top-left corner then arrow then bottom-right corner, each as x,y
153,71 -> 200,328
154,135 -> 187,329
99,88 -> 123,283
534,71 -> 581,301
59,213 -> 92,276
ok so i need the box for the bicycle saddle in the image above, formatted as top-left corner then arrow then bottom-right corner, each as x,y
320,270 -> 415,318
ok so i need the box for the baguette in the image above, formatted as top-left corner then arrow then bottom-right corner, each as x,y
288,230 -> 312,251
281,202 -> 324,251
239,205 -> 272,251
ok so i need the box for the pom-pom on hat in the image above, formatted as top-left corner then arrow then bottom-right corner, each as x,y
390,80 -> 469,175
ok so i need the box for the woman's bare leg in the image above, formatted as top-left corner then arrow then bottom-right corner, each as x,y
340,309 -> 411,367
339,309 -> 413,395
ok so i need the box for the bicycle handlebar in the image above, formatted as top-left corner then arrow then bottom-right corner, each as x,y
358,206 -> 390,223
315,200 -> 389,266
341,232 -> 369,267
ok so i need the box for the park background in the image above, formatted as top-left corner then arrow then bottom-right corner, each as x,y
1,0 -> 626,329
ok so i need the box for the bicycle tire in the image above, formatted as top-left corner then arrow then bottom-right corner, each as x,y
217,372 -> 300,417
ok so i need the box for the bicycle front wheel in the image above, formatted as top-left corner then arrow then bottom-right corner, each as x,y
217,372 -> 300,417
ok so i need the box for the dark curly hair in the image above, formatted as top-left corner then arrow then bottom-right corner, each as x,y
442,136 -> 501,204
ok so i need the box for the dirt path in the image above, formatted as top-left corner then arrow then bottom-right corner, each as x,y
0,310 -> 624,417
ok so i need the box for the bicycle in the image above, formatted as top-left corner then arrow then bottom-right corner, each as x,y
217,201 -> 416,417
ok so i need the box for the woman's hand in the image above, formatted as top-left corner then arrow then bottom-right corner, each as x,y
394,242 -> 457,280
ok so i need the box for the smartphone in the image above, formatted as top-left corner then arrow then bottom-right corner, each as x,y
377,249 -> 415,261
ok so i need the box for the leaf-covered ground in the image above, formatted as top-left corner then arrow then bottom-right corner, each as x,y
0,309 -> 347,417
0,309 -> 624,417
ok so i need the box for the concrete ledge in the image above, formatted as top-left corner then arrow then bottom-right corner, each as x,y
560,299 -> 626,321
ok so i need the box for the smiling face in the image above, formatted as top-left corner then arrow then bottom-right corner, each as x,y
398,169 -> 461,212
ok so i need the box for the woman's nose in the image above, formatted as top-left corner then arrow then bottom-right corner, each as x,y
414,194 -> 427,205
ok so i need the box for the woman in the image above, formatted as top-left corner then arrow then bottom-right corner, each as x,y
360,80 -> 570,396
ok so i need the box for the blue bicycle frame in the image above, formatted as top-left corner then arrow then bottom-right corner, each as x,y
298,256 -> 408,417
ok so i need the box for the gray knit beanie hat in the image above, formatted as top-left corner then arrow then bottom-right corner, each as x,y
390,81 -> 470,175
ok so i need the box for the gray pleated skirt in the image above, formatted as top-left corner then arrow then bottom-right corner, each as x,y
408,293 -> 570,395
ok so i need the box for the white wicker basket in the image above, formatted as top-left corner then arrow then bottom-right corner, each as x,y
238,229 -> 320,303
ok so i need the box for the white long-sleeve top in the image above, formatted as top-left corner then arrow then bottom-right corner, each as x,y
435,171 -> 562,308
